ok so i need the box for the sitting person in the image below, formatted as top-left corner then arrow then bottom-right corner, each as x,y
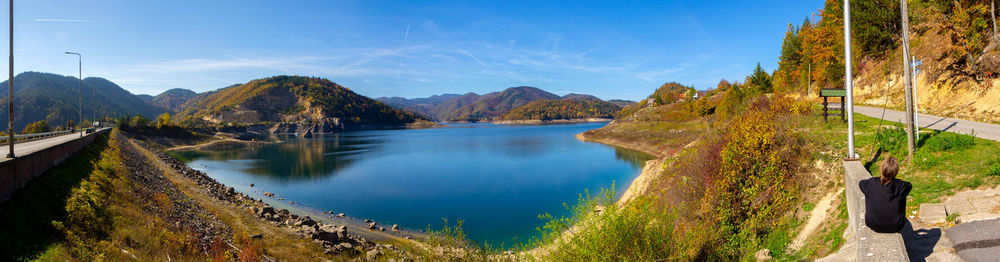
859,156 -> 912,233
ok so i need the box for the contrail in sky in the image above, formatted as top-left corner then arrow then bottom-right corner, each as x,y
34,18 -> 103,23
404,25 -> 410,42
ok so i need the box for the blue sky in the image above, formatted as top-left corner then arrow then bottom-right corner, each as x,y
3,0 -> 824,100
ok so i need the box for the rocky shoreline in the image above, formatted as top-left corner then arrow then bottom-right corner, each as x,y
493,118 -> 613,125
126,134 -> 413,260
574,129 -> 668,206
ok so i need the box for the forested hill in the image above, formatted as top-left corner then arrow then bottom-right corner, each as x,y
150,88 -> 198,111
174,75 -> 426,126
498,98 -> 622,121
774,0 -> 1000,123
440,86 -> 561,122
376,93 -> 463,119
0,72 -> 164,131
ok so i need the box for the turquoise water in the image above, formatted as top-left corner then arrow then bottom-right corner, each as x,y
180,122 -> 651,246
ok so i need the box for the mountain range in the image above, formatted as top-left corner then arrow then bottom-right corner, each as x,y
1,71 -> 633,132
0,72 -> 165,131
379,87 -> 633,122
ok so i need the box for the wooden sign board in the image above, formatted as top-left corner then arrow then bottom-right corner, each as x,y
820,89 -> 847,97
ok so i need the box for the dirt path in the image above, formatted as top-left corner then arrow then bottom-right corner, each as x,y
164,136 -> 255,151
789,190 -> 839,251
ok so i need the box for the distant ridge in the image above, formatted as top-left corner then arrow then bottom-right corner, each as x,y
151,88 -> 199,111
0,71 -> 165,131
175,75 -> 427,129
382,87 -> 626,123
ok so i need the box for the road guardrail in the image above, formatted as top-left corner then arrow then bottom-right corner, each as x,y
0,130 -> 73,144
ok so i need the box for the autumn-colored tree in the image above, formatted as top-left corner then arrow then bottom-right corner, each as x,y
156,113 -> 172,129
716,82 -> 745,120
777,23 -> 803,92
22,120 -> 51,134
947,1 -> 992,70
130,115 -> 150,127
716,79 -> 732,92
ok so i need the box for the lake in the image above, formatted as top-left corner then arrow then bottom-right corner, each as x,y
179,122 -> 652,246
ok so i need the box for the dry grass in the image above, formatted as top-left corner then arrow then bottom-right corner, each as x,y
126,137 -> 344,261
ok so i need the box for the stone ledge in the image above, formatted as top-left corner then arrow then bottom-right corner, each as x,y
843,160 -> 910,262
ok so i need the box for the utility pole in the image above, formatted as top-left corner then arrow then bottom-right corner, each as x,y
844,0 -> 856,158
901,0 -> 917,158
5,0 -> 13,158
66,52 -> 81,137
913,56 -> 921,140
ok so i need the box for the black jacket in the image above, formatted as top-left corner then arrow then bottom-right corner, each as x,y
859,177 -> 912,233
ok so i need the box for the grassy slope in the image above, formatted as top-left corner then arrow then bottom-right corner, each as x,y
798,109 -> 1000,211
0,134 -> 108,260
578,103 -> 708,157
0,130 -> 358,261
550,93 -> 1000,260
123,135 -> 340,260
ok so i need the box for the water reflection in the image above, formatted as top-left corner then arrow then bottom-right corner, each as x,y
179,134 -> 386,181
613,147 -> 652,169
181,122 -> 653,245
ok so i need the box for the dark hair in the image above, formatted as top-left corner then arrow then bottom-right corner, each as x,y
880,156 -> 899,185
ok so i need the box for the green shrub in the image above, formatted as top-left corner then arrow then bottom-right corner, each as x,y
988,165 -> 1000,177
923,131 -> 975,151
874,124 -> 908,156
802,202 -> 816,212
706,103 -> 805,257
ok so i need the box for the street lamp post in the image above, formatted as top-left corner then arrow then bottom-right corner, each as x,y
5,0 -> 13,158
844,0 -> 856,158
65,52 -> 81,137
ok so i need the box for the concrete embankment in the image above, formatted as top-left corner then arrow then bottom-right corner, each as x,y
820,160 -> 909,261
0,129 -> 110,202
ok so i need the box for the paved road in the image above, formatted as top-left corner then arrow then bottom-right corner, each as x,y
0,129 -> 107,163
946,217 -> 1000,262
855,106 -> 1000,142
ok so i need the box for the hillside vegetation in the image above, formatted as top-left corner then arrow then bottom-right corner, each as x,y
775,0 -> 1000,123
381,87 -> 628,123
175,75 -> 426,126
376,94 -> 463,119
0,72 -> 164,131
498,99 -> 622,121
441,86 -> 561,122
150,88 -> 198,111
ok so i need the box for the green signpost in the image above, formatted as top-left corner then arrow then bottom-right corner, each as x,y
820,88 -> 847,123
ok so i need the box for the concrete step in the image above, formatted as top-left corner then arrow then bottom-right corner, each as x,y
919,203 -> 948,224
